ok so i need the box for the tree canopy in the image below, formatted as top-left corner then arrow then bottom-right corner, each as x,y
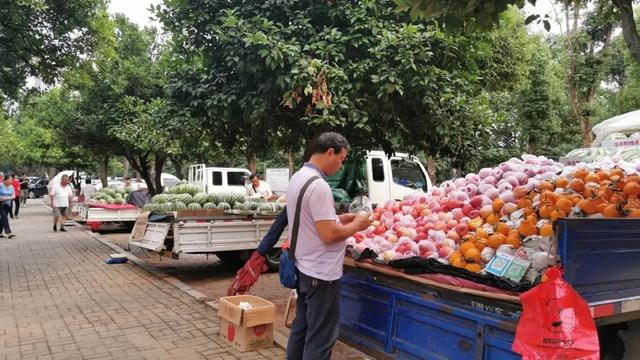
0,0 -> 108,100
396,0 -> 640,64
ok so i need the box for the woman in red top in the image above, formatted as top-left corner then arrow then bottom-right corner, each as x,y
11,175 -> 20,219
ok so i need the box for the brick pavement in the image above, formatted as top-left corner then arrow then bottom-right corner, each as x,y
0,203 -> 285,360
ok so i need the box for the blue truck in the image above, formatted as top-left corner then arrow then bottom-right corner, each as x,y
339,218 -> 640,359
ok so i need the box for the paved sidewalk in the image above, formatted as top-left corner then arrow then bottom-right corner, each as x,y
0,204 -> 285,360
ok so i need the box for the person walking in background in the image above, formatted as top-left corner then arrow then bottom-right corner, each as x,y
49,174 -> 74,232
10,174 -> 20,219
19,174 -> 29,207
0,175 -> 16,238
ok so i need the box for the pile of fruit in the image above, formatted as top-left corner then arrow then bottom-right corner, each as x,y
89,187 -> 132,205
142,183 -> 285,213
346,154 -> 640,282
143,191 -> 246,212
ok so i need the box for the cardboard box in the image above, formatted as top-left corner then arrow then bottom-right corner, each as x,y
218,295 -> 276,352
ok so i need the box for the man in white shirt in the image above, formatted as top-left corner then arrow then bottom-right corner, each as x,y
80,178 -> 97,202
245,174 -> 276,200
49,175 -> 74,232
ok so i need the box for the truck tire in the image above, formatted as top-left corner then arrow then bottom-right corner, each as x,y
599,324 -> 626,360
264,248 -> 282,272
216,250 -> 251,266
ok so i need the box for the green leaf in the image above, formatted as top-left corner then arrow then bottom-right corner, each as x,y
524,14 -> 540,25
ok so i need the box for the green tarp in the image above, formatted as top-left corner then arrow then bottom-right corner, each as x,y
326,160 -> 367,203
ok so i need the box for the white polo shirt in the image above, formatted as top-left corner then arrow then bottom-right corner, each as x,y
286,164 -> 343,281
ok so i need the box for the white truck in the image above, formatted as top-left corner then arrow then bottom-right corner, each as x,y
359,150 -> 432,205
130,152 -> 432,267
187,165 -> 251,195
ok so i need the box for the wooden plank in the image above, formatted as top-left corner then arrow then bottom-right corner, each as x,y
130,211 -> 151,242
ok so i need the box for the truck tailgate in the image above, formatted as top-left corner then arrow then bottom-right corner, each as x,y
340,267 -> 522,360
557,218 -> 640,304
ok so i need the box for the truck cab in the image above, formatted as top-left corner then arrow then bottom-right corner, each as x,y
365,151 -> 432,205
328,151 -> 432,206
187,164 -> 251,195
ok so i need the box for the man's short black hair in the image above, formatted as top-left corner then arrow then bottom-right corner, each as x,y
249,174 -> 260,180
311,132 -> 350,155
125,177 -> 131,181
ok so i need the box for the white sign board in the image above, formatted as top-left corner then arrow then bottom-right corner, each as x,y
266,168 -> 290,195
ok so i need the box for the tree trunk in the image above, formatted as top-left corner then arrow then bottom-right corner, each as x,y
578,114 -> 593,147
426,156 -> 436,184
566,4 -> 588,147
247,152 -> 257,174
126,154 -> 156,195
288,147 -> 295,178
153,154 -> 166,195
139,169 -> 155,195
123,157 -> 129,178
47,167 -> 57,180
100,156 -> 109,188
613,0 -> 640,63
172,158 -> 184,180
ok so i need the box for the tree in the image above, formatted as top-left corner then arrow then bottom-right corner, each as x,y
396,0 -> 640,64
612,0 -> 640,63
519,50 -> 553,153
0,0 -> 108,100
565,4 -> 616,146
63,15 -> 203,194
156,0 -> 529,171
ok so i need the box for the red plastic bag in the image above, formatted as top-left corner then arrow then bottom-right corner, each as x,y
512,267 -> 599,359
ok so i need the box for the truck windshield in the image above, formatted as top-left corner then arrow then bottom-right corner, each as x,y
390,159 -> 427,190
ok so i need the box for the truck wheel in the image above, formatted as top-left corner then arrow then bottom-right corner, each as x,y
265,248 -> 282,272
599,324 -> 626,360
216,251 -> 251,266
216,251 -> 241,265
28,191 -> 35,199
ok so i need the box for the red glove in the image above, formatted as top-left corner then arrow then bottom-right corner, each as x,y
227,251 -> 267,296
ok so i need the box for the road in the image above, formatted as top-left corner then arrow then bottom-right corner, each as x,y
100,231 -> 370,360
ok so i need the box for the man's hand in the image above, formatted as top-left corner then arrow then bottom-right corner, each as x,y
353,211 -> 372,231
338,213 -> 356,225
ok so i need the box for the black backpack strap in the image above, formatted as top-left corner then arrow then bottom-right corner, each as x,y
289,175 -> 320,261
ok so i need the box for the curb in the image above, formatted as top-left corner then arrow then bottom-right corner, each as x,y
63,210 -> 289,350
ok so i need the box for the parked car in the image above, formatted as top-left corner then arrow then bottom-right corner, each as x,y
28,179 -> 49,198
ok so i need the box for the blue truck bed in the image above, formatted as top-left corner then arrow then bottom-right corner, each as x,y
339,218 -> 640,359
556,218 -> 640,304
